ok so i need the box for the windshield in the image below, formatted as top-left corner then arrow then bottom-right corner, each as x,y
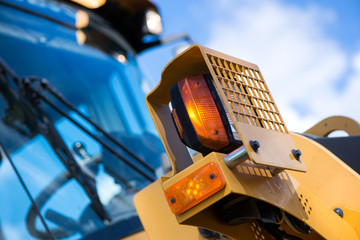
0,2 -> 164,239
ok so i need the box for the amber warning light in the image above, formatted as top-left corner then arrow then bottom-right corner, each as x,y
170,74 -> 241,154
164,162 -> 225,215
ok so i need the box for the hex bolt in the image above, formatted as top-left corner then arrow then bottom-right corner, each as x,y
250,140 -> 260,153
333,208 -> 344,218
209,173 -> 215,179
170,198 -> 176,204
292,149 -> 302,160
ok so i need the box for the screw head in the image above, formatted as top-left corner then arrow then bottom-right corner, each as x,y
250,140 -> 260,152
292,149 -> 302,160
209,173 -> 215,179
333,208 -> 344,218
170,197 -> 176,204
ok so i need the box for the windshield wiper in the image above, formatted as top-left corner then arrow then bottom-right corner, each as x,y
0,58 -> 156,181
40,78 -> 156,178
23,77 -> 156,182
0,59 -> 111,223
0,61 -> 55,240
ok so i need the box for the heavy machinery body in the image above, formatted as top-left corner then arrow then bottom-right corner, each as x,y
0,0 -> 359,239
134,45 -> 360,240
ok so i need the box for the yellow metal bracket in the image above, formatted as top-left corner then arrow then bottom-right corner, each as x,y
135,141 -> 359,239
138,44 -> 360,239
146,44 -> 306,175
305,115 -> 360,137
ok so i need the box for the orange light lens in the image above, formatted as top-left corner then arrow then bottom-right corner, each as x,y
178,75 -> 229,150
164,162 -> 226,215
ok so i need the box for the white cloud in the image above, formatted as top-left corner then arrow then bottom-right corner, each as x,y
206,0 -> 359,132
332,51 -> 360,116
1,224 -> 23,240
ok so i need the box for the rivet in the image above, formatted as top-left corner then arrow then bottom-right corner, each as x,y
333,208 -> 344,218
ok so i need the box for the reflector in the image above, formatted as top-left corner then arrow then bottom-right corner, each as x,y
164,162 -> 225,215
179,75 -> 229,150
170,74 -> 241,154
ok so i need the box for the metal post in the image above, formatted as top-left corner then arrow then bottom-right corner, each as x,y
224,146 -> 249,168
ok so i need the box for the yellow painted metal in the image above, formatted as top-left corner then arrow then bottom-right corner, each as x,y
146,44 -> 306,175
290,133 -> 360,238
197,47 -> 305,173
290,133 -> 360,214
175,152 -> 359,239
122,231 -> 148,240
141,45 -> 360,239
163,152 -> 306,230
206,50 -> 287,134
286,174 -> 358,240
279,222 -> 325,240
341,207 -> 360,237
136,134 -> 360,239
134,179 -> 206,240
134,178 -> 272,239
305,116 -> 360,137
237,123 -> 306,172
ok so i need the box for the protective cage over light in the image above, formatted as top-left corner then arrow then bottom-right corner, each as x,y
170,74 -> 242,155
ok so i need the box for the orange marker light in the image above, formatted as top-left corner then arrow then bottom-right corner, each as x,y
164,162 -> 226,215
170,74 -> 242,154
178,75 -> 229,150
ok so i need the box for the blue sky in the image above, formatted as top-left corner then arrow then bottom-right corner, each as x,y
139,0 -> 360,132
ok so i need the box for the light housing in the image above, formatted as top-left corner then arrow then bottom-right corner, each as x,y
164,162 -> 225,215
170,74 -> 242,155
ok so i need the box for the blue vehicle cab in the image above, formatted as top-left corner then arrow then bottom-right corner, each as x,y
0,0 -> 168,239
